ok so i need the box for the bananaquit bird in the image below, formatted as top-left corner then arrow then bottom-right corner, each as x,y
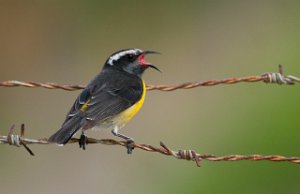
48,48 -> 160,153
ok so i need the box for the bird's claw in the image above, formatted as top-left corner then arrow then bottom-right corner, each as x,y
79,132 -> 88,150
126,139 -> 135,154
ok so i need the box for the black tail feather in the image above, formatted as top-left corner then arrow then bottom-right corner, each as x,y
48,115 -> 84,145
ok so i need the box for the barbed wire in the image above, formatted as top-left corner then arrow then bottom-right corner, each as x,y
1,124 -> 299,166
0,65 -> 299,91
1,64 -> 299,167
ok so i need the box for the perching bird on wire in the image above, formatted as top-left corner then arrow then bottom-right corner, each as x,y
48,48 -> 160,153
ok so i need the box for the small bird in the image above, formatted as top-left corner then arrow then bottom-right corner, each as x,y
48,48 -> 160,153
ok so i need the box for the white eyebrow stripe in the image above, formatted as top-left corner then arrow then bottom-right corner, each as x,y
108,49 -> 142,65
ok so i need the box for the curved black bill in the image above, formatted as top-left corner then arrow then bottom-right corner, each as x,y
143,50 -> 161,72
144,50 -> 161,55
148,64 -> 161,72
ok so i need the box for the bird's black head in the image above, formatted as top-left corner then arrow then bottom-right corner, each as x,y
104,48 -> 160,77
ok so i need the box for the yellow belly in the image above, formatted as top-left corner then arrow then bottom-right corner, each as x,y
117,80 -> 146,127
92,80 -> 146,131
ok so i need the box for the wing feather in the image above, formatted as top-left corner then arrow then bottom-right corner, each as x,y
61,69 -> 143,128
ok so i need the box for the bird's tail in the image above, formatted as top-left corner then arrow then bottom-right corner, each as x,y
48,115 -> 84,145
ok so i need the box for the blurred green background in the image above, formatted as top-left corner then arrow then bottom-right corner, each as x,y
0,0 -> 300,193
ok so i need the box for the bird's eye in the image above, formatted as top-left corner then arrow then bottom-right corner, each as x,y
127,54 -> 134,61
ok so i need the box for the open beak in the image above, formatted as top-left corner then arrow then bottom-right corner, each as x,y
138,50 -> 161,72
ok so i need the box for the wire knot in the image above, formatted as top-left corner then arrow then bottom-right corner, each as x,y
7,134 -> 21,147
177,149 -> 201,167
262,72 -> 294,85
6,124 -> 35,156
262,64 -> 299,85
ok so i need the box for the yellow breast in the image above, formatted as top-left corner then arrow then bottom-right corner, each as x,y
118,80 -> 146,126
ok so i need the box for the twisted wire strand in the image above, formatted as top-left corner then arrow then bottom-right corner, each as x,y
1,65 -> 299,166
0,65 -> 299,91
1,125 -> 299,166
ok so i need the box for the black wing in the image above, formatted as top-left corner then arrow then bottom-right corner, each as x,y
63,69 -> 143,127
49,69 -> 143,144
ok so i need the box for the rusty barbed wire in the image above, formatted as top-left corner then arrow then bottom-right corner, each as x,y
1,124 -> 299,166
1,65 -> 299,166
0,65 -> 299,91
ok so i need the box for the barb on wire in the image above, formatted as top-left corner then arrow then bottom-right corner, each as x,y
1,124 -> 300,166
4,124 -> 35,155
1,65 -> 299,166
0,65 -> 299,91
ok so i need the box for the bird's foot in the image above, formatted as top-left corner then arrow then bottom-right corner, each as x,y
79,132 -> 88,150
126,139 -> 135,154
